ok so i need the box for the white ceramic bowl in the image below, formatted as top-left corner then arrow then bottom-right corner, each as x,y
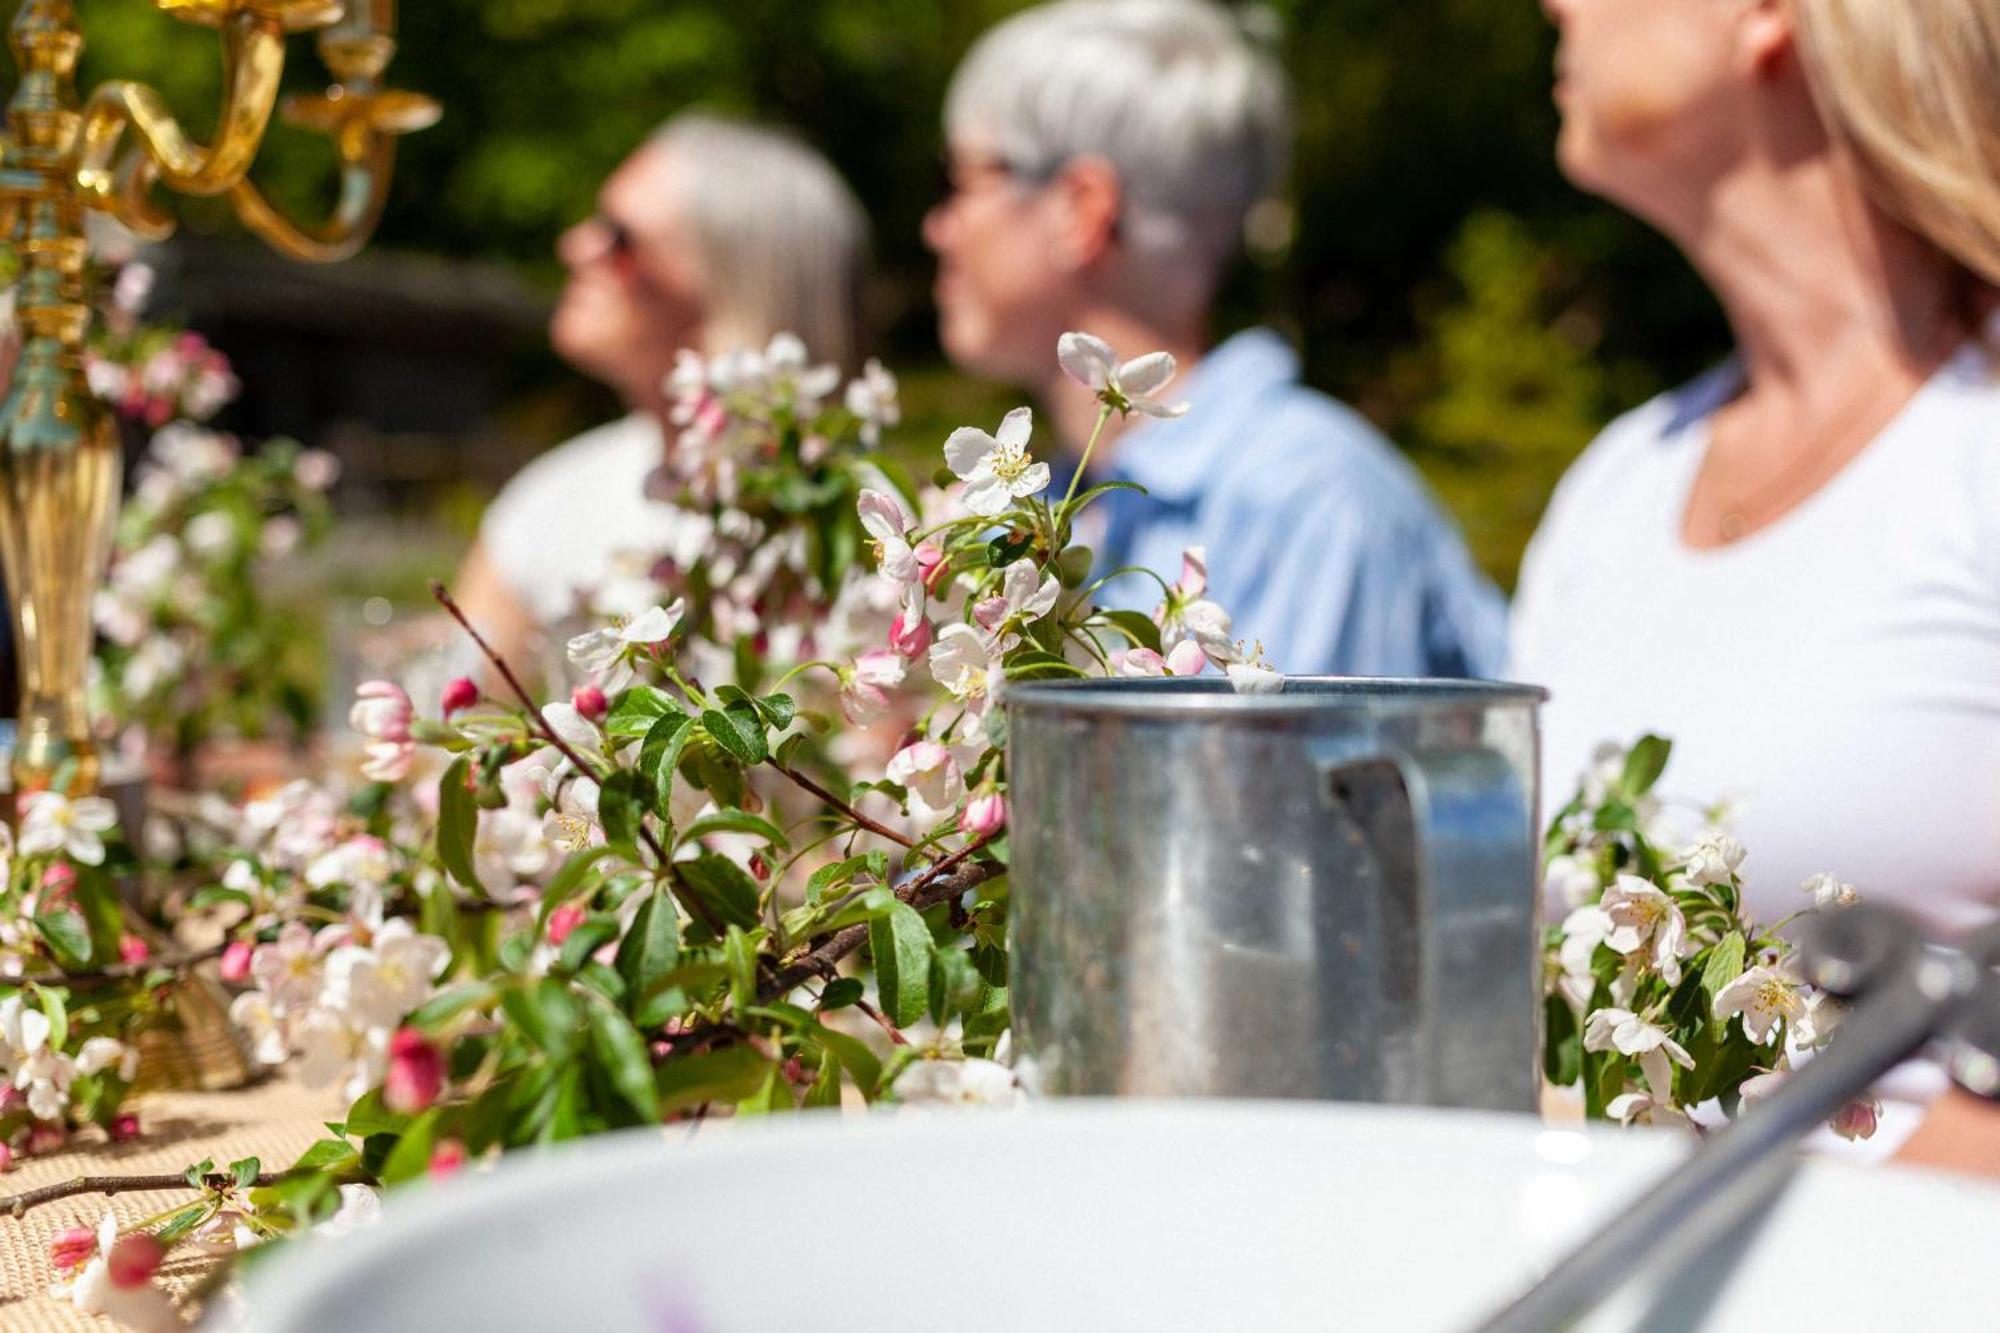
243,1102 -> 2000,1332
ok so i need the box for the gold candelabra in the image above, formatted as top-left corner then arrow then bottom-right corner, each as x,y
0,0 -> 435,796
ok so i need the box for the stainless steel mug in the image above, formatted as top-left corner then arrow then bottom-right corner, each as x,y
1005,677 -> 1547,1111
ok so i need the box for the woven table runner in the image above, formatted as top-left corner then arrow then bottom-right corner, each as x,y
0,1075 -> 340,1330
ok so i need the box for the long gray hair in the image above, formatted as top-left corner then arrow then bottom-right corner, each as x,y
650,113 -> 870,373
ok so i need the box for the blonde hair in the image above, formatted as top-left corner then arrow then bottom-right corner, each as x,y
650,114 -> 869,373
1793,0 -> 2000,319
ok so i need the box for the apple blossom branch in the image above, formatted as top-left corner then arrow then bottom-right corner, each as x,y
773,760 -> 927,857
0,1169 -> 284,1219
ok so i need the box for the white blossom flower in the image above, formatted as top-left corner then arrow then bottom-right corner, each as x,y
1800,871 -> 1859,909
294,449 -> 342,491
1598,874 -> 1691,985
305,836 -> 393,892
977,559 -> 1060,645
322,920 -> 448,1031
857,489 -> 919,584
229,989 -> 291,1067
886,741 -> 966,815
1604,1089 -> 1691,1129
17,792 -> 119,866
1680,832 -> 1747,888
1056,332 -> 1189,419
839,649 -> 906,725
1543,854 -> 1601,909
565,602 -> 685,691
943,407 -> 1049,517
294,1009 -> 389,1102
472,804 -> 552,901
185,509 -> 238,560
1714,965 -> 1815,1045
846,359 -> 900,445
1225,654 -> 1284,695
316,1184 -> 384,1241
250,921 -> 322,1014
893,1057 -> 1023,1108
1583,1006 -> 1695,1103
55,1211 -> 180,1332
928,624 -> 1000,711
74,1037 -> 127,1079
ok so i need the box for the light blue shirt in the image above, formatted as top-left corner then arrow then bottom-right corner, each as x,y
1084,328 -> 1507,678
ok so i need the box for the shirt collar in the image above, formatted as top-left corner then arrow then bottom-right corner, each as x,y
1102,327 -> 1300,504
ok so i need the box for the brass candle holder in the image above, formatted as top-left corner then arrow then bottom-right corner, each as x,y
0,0 -> 436,796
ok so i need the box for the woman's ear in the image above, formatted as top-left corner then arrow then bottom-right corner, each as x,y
1739,0 -> 1797,77
1048,154 -> 1123,272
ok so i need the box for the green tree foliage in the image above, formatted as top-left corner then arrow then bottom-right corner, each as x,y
41,0 -> 1731,587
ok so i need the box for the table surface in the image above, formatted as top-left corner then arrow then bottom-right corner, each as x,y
0,1075 -> 340,1330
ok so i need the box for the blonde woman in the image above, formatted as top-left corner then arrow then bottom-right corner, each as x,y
453,114 -> 868,668
1512,0 -> 2000,1166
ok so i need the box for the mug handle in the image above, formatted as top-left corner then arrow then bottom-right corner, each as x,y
1313,739 -> 1540,1111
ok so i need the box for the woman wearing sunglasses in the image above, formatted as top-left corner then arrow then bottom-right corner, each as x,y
453,113 -> 868,673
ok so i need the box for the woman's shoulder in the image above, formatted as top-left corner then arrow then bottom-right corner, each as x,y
484,416 -> 662,535
1533,364 -> 1736,544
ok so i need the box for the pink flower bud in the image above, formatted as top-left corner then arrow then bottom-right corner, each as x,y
781,1055 -> 808,1087
961,792 -> 1008,839
972,596 -> 1010,632
383,1028 -> 444,1116
440,676 -> 479,716
40,862 -> 76,897
546,902 -> 587,946
49,1227 -> 97,1271
572,684 -> 608,722
219,940 -> 254,985
107,1232 -> 164,1288
110,1114 -> 141,1143
1165,640 -> 1208,677
0,1142 -> 12,1173
350,680 -> 414,743
119,935 -> 150,965
26,1123 -> 65,1155
749,853 -> 770,881
429,1138 -> 467,1181
889,612 -> 932,658
1830,1097 -> 1880,1142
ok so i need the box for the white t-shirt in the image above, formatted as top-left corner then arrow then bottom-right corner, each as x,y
1512,344 -> 2000,937
480,414 -> 677,625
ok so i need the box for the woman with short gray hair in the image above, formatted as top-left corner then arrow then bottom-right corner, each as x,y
926,0 -> 1505,679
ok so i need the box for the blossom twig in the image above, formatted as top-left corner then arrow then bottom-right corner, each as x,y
1,1170 -> 283,1219
773,762 -> 927,857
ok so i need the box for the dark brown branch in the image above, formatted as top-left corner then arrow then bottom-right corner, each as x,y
35,940 -> 229,986
774,762 -> 927,857
1,1170 -> 283,1219
761,853 -> 998,999
430,581 -> 718,931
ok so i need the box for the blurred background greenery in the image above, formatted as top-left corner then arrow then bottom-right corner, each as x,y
54,0 -> 1732,590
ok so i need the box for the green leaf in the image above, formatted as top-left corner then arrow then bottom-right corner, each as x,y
586,995 -> 661,1122
1620,735 -> 1672,796
870,900 -> 934,1028
656,1045 -> 774,1115
805,851 -> 886,904
556,917 -> 623,975
724,925 -> 758,1016
540,845 -> 620,922
1099,609 -> 1162,653
606,685 -> 684,739
735,1065 -> 793,1116
702,701 -> 768,765
437,757 -> 484,893
1701,932 -> 1747,1004
755,693 -> 797,731
1002,649 -> 1088,682
597,769 -> 649,854
615,887 -> 683,1004
639,712 -> 696,824
153,1202 -> 215,1246
231,1157 -> 262,1190
501,980 -> 581,1061
675,854 -> 763,932
815,1023 -> 884,1097
1543,993 -> 1581,1087
408,982 -> 498,1032
380,1109 -> 439,1186
679,809 -> 791,851
343,1090 -> 407,1139
290,1138 -> 358,1171
804,1051 -> 842,1109
184,1158 -> 216,1190
30,983 -> 66,1053
817,977 -> 863,1010
34,911 -> 91,969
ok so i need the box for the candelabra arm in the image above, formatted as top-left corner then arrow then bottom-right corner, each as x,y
227,130 -> 393,264
74,8 -> 284,234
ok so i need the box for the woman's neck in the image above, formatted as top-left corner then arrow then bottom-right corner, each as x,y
1679,152 -> 1963,402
